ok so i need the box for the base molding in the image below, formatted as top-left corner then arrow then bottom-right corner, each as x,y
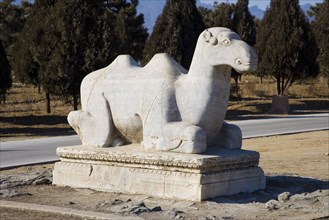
53,145 -> 266,201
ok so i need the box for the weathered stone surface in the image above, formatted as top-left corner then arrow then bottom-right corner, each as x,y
171,201 -> 195,209
0,189 -> 31,198
278,192 -> 292,202
0,170 -> 52,189
56,144 -> 261,173
67,27 -> 257,154
156,199 -> 176,207
165,208 -> 184,219
199,215 -> 219,220
94,199 -> 161,215
265,199 -> 279,210
318,194 -> 329,206
53,145 -> 265,201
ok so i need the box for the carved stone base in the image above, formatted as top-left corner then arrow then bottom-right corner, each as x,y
53,145 -> 266,201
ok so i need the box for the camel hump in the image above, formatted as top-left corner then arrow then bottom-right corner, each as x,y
144,53 -> 187,76
109,55 -> 140,68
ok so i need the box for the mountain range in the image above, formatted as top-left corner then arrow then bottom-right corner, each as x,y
13,0 -> 313,33
137,0 -> 313,33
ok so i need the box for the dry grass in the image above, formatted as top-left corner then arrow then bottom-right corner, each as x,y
235,75 -> 329,98
0,75 -> 328,141
226,75 -> 329,119
1,83 -> 75,117
0,83 -> 75,141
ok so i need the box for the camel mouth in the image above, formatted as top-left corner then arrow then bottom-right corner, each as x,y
244,62 -> 258,69
238,56 -> 258,70
243,62 -> 256,66
246,62 -> 258,72
236,58 -> 257,65
234,59 -> 258,72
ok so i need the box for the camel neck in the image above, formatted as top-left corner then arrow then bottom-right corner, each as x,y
188,45 -> 231,79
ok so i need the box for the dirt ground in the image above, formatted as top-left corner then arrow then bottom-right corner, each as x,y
243,130 -> 329,180
1,130 -> 328,220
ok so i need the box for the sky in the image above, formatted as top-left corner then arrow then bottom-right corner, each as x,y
15,0 -> 324,9
200,0 -> 324,10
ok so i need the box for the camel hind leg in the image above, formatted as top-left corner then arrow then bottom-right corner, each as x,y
67,93 -> 116,147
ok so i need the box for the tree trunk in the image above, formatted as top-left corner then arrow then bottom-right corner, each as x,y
231,69 -> 240,96
276,76 -> 281,95
46,92 -> 51,114
38,84 -> 41,94
2,93 -> 6,104
234,76 -> 239,96
281,76 -> 285,95
73,94 -> 78,110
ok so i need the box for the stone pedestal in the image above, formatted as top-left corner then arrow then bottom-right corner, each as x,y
53,145 -> 265,201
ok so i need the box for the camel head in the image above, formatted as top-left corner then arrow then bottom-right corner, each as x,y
201,27 -> 258,73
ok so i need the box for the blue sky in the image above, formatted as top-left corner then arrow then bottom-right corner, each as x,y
15,0 -> 324,9
200,0 -> 324,10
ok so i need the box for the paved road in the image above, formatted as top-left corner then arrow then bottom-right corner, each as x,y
0,135 -> 81,169
1,113 -> 328,169
232,113 -> 329,138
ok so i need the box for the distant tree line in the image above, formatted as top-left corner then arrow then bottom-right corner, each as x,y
256,0 -> 319,96
308,0 -> 329,86
7,0 -> 148,113
0,39 -> 11,104
0,0 -> 327,113
143,0 -> 205,69
0,0 -> 32,103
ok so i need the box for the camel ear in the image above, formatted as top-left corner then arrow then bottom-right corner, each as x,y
203,30 -> 212,42
209,37 -> 218,45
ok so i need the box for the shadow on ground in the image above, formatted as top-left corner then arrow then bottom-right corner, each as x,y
226,99 -> 329,120
0,115 -> 74,139
0,127 -> 75,138
0,115 -> 68,126
211,175 -> 329,204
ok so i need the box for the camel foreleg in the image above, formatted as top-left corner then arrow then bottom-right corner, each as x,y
170,124 -> 207,153
67,94 -> 116,147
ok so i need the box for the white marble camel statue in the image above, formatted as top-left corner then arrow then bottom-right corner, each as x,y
68,27 -> 257,154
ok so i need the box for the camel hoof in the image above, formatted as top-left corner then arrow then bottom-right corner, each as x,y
172,125 -> 207,153
67,110 -> 80,128
172,140 -> 206,154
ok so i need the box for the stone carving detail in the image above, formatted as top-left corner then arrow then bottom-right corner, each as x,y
57,145 -> 260,173
68,27 -> 257,153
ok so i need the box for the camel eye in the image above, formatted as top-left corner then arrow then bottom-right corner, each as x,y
223,39 -> 231,45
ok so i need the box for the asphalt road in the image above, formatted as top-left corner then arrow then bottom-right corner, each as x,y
232,113 -> 329,138
0,135 -> 81,169
1,113 -> 328,169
